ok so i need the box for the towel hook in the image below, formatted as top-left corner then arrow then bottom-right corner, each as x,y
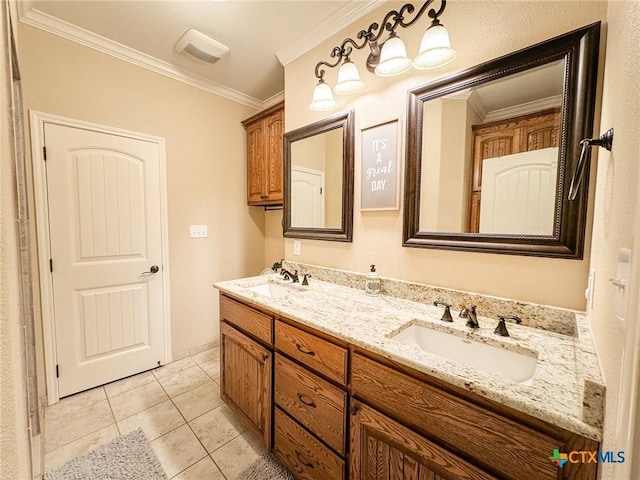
568,128 -> 614,201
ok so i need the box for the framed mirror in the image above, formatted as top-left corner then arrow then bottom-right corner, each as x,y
284,110 -> 354,242
404,23 -> 600,258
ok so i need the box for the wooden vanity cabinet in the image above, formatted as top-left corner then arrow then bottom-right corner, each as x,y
219,295 -> 273,448
273,320 -> 348,480
351,352 -> 598,480
218,295 -> 599,480
242,102 -> 284,206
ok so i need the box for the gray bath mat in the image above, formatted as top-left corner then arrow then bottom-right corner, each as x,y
237,453 -> 295,480
44,428 -> 167,480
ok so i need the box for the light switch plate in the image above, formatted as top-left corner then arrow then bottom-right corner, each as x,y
190,225 -> 208,238
585,268 -> 596,309
613,248 -> 631,321
293,240 -> 301,256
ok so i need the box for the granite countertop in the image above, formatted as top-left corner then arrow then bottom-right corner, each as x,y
214,273 -> 604,441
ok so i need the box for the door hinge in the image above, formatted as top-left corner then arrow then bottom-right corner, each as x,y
56,365 -> 59,378
49,259 -> 53,272
43,146 -> 47,161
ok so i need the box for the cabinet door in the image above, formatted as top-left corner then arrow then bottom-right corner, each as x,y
350,401 -> 497,480
264,110 -> 284,202
246,122 -> 266,204
220,322 -> 272,448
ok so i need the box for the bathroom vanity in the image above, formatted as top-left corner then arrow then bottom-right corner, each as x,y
215,268 -> 603,480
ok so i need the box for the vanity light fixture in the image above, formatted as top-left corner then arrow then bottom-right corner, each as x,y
309,0 -> 455,111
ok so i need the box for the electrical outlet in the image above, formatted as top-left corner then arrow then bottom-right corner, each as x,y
293,240 -> 301,256
190,225 -> 208,238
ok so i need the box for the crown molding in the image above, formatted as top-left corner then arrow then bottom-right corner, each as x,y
483,95 -> 563,123
276,0 -> 386,67
18,6 -> 266,110
262,91 -> 285,109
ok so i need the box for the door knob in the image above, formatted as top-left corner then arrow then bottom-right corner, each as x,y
141,265 -> 159,275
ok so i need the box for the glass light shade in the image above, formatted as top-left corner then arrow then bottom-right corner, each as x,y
309,81 -> 336,111
413,24 -> 456,70
333,61 -> 365,94
374,35 -> 412,77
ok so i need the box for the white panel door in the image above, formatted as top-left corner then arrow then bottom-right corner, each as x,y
479,147 -> 558,235
291,166 -> 325,228
45,123 -> 167,397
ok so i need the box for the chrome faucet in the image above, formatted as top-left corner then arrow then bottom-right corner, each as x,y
460,305 -> 479,328
494,315 -> 522,337
280,269 -> 299,283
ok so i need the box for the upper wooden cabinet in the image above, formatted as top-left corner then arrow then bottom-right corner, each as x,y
242,102 -> 284,206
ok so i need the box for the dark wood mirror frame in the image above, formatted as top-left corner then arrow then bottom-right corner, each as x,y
403,22 -> 600,258
284,110 -> 355,242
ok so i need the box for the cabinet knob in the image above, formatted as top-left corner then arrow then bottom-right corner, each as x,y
261,353 -> 268,361
350,405 -> 359,416
260,195 -> 268,199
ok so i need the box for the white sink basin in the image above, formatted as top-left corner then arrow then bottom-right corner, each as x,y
244,282 -> 298,298
390,324 -> 537,383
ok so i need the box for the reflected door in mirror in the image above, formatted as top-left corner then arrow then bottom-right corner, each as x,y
289,128 -> 344,230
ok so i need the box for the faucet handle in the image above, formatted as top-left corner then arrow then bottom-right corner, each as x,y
494,315 -> 522,337
459,307 -> 468,318
302,273 -> 312,286
433,301 -> 453,322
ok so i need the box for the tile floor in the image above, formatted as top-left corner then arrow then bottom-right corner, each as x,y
44,348 -> 267,479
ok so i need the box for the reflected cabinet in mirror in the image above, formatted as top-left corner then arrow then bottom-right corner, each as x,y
404,23 -> 600,258
284,110 -> 354,242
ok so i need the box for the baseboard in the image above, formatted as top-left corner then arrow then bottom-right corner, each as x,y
171,341 -> 219,362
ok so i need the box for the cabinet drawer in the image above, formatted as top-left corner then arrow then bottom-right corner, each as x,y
352,353 -> 559,480
274,407 -> 344,480
220,295 -> 272,344
275,320 -> 347,384
275,354 -> 346,454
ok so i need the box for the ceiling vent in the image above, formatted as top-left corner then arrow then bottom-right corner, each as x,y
174,29 -> 229,64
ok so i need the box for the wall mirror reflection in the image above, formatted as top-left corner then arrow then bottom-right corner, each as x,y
284,110 -> 354,242
404,23 -> 600,258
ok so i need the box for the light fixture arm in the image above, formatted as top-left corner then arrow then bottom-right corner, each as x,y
313,0 -> 447,79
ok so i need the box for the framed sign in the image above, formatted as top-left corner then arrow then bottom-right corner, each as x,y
360,118 -> 401,211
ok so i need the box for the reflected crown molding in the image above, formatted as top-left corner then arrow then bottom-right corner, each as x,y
17,5 -> 270,110
483,95 -> 563,123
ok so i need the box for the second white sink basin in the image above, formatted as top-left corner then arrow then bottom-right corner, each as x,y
390,324 -> 537,383
244,282 -> 298,298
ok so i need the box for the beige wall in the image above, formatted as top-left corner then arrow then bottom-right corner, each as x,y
280,0 -> 608,310
587,1 -> 640,477
1,4 -> 31,478
17,24 -> 265,357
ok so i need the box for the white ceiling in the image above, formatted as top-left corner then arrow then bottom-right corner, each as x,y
18,0 -> 384,107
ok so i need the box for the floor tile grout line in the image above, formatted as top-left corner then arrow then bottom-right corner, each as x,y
209,453 -> 231,480
102,389 -> 121,436
155,365 -> 212,479
43,389 -> 115,455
